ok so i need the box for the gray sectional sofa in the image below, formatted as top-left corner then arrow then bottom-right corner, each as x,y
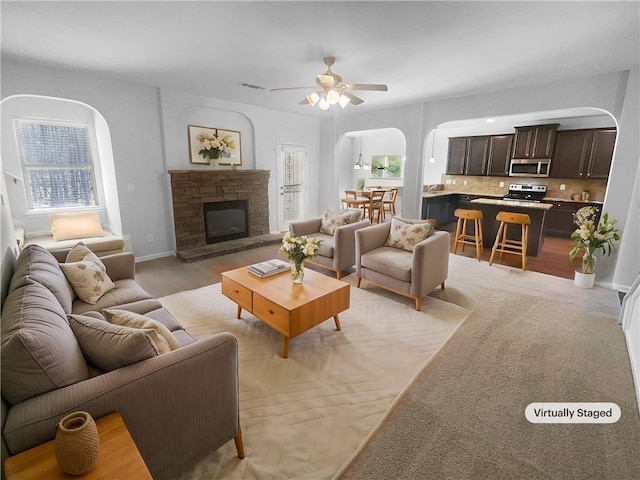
1,244 -> 243,479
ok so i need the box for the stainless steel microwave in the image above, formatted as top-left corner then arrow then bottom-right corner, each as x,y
509,159 -> 551,177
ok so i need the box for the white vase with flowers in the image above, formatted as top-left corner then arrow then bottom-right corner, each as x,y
569,205 -> 620,288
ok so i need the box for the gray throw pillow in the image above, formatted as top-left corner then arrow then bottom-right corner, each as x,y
68,314 -> 161,372
1,283 -> 89,404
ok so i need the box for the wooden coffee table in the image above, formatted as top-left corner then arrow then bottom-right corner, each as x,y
221,267 -> 350,358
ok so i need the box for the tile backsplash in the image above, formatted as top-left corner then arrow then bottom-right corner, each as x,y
437,175 -> 607,202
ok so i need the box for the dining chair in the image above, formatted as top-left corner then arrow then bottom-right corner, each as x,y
366,190 -> 386,223
383,188 -> 398,217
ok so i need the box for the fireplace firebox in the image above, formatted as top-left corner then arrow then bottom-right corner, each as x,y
203,200 -> 249,244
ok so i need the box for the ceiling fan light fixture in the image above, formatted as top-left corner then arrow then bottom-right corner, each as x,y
318,96 -> 330,110
338,94 -> 351,108
306,92 -> 320,106
326,89 -> 340,104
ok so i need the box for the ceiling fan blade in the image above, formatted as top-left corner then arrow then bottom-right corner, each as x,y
271,86 -> 315,91
298,98 -> 311,105
341,91 -> 364,105
343,83 -> 388,91
316,74 -> 336,88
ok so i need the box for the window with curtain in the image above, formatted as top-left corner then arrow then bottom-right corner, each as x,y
14,118 -> 98,210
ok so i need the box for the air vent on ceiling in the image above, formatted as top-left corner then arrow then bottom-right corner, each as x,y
239,82 -> 266,90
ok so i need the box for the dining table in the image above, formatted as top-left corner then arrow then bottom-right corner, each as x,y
342,189 -> 389,223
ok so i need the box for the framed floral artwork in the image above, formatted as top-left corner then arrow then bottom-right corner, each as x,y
187,125 -> 242,166
216,129 -> 242,166
188,125 -> 216,165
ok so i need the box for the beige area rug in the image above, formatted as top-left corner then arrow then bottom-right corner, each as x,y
159,275 -> 470,479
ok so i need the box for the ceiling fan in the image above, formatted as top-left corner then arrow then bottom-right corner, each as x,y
271,57 -> 388,110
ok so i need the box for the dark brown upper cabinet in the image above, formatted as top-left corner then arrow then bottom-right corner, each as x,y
447,135 -> 513,176
446,137 -> 467,175
466,136 -> 490,175
587,129 -> 616,178
446,136 -> 489,175
512,124 -> 559,159
486,135 -> 514,176
551,128 -> 616,178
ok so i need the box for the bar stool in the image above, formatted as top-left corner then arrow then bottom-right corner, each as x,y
452,209 -> 484,261
489,211 -> 530,271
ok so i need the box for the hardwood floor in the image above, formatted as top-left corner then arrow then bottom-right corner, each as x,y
135,228 -> 581,298
442,222 -> 581,279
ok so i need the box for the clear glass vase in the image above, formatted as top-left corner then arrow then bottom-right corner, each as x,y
291,261 -> 304,284
582,248 -> 597,275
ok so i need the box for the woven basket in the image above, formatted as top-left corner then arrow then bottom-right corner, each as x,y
55,411 -> 100,475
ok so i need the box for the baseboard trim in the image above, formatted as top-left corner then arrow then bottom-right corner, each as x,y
135,251 -> 174,263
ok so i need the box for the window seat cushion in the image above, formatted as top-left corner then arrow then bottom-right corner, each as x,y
23,231 -> 125,257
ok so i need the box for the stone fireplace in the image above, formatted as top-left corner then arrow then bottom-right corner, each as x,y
168,170 -> 270,254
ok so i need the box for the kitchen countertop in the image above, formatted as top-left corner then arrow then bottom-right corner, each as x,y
471,198 -> 553,210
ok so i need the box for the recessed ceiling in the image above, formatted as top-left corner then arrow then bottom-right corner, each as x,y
1,1 -> 638,117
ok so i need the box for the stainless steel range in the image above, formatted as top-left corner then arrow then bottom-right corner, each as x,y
503,183 -> 547,202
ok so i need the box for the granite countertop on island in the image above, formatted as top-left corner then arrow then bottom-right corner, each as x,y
471,198 -> 553,210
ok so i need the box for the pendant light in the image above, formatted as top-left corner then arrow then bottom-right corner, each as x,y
429,128 -> 437,163
353,133 -> 370,170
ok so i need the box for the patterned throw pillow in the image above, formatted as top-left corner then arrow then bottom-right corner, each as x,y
103,309 -> 181,351
384,217 -> 434,252
60,243 -> 115,304
319,210 -> 351,235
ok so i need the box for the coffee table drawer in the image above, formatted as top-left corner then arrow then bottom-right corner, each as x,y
254,294 -> 289,335
222,278 -> 252,311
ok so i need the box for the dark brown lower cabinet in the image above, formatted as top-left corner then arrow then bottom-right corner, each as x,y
545,201 -> 602,237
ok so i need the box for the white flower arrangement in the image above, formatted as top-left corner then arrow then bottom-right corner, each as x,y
197,132 -> 236,160
569,205 -> 620,274
279,233 -> 321,266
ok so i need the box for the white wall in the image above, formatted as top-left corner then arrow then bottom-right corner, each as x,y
1,57 -> 170,259
159,88 -> 320,236
322,70 -> 639,289
1,58 -> 320,259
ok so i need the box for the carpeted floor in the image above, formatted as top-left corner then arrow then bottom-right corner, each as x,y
337,255 -> 640,480
159,274 -> 469,479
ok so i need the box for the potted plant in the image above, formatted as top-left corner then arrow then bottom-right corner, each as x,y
569,205 -> 620,288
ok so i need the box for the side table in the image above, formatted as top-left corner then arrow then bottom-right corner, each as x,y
4,412 -> 152,480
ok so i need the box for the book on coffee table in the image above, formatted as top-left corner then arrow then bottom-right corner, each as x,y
248,259 -> 290,278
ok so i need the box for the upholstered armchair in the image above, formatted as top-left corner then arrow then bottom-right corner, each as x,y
289,210 -> 370,279
355,219 -> 450,311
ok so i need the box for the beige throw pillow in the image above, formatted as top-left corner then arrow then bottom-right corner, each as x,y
103,309 -> 181,351
319,210 -> 351,235
50,212 -> 105,241
61,243 -> 115,304
384,217 -> 434,252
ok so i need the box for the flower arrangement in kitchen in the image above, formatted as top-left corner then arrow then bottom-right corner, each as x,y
197,131 -> 236,160
279,233 -> 321,284
569,205 -> 620,275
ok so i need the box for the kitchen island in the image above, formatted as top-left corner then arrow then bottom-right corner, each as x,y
469,198 -> 552,257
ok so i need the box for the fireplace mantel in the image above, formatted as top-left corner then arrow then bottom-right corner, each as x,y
168,169 -> 270,252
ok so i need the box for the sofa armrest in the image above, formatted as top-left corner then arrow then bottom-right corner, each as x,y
332,220 -> 370,271
100,252 -> 136,281
411,230 -> 450,298
3,333 -> 239,480
289,218 -> 322,236
355,222 -> 391,256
